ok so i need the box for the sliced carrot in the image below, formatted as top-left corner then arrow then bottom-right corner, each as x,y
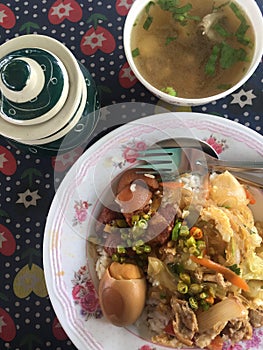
206,335 -> 224,350
190,255 -> 249,292
190,226 -> 203,239
159,182 -> 184,189
245,188 -> 256,205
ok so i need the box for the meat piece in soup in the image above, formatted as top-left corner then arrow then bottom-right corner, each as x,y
131,0 -> 255,98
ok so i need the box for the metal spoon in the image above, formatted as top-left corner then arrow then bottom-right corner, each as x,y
199,12 -> 224,42
153,138 -> 263,189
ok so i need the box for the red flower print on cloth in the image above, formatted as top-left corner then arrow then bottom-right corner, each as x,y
0,224 -> 16,256
204,135 -> 228,155
119,62 -> 138,88
0,307 -> 16,341
73,200 -> 91,226
0,146 -> 17,175
52,317 -> 68,341
72,265 -> 102,320
0,4 -> 16,29
81,14 -> 116,55
48,0 -> 82,24
115,0 -> 135,16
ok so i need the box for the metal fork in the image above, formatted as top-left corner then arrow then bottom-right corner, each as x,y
136,145 -> 263,188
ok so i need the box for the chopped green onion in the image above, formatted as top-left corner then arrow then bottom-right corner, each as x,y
112,253 -> 119,262
173,3 -> 192,14
188,246 -> 200,256
144,245 -> 152,253
135,239 -> 144,247
205,44 -> 220,76
157,0 -> 197,26
179,272 -> 191,285
161,86 -> 177,96
199,292 -> 208,300
217,83 -> 232,90
220,42 -> 248,69
165,36 -> 177,45
143,15 -> 153,30
138,218 -> 148,229
117,245 -> 126,254
196,240 -> 206,251
212,23 -> 231,38
145,1 -> 155,13
189,296 -> 199,310
179,225 -> 190,237
132,48 -> 140,58
230,2 -> 251,46
177,281 -> 188,294
185,236 -> 196,246
172,221 -> 182,240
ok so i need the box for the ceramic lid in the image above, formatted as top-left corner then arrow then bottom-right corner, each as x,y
0,48 -> 69,125
0,34 -> 85,140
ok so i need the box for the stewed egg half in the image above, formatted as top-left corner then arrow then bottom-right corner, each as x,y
99,262 -> 147,326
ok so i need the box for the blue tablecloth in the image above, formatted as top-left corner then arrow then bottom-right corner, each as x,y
0,1 -> 262,349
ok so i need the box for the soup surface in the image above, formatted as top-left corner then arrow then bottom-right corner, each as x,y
131,0 -> 255,98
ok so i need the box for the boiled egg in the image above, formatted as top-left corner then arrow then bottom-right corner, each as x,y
99,262 -> 147,327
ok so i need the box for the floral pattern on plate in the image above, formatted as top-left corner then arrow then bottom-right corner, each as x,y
72,265 -> 102,320
44,112 -> 263,350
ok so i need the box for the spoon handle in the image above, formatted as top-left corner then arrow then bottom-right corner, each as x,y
231,172 -> 263,189
200,157 -> 263,172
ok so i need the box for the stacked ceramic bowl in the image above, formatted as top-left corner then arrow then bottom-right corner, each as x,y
0,34 -> 100,154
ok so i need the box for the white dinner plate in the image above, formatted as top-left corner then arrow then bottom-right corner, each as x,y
43,112 -> 263,350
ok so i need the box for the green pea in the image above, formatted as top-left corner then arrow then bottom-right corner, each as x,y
189,283 -> 203,295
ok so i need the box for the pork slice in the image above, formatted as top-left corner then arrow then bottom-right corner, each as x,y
223,318 -> 253,343
249,307 -> 263,328
116,182 -> 152,214
117,168 -> 159,193
170,297 -> 198,346
96,206 -> 124,232
145,204 -> 178,246
146,212 -> 171,246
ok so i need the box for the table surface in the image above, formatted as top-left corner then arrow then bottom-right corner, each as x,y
0,1 -> 262,349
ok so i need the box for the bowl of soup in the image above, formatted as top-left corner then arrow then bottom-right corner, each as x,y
123,0 -> 263,106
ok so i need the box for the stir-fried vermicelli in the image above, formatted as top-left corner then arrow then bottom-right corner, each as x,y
93,170 -> 263,349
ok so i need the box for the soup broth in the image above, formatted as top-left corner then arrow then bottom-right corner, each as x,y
131,0 -> 255,99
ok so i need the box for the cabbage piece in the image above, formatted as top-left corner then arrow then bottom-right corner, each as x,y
209,171 -> 248,208
241,252 -> 263,280
245,280 -> 263,306
147,257 -> 178,293
200,205 -> 234,242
